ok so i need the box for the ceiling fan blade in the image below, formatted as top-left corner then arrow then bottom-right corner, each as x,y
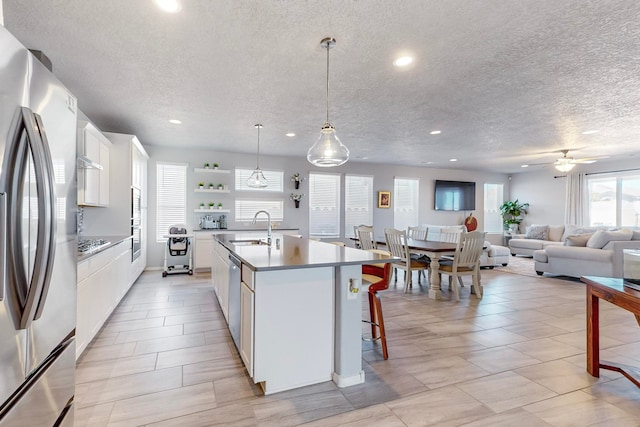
571,156 -> 609,164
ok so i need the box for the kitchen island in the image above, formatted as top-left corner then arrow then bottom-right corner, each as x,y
212,233 -> 395,395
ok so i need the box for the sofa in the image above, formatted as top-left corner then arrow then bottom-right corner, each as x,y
423,224 -> 509,268
508,225 -> 566,256
532,228 -> 640,278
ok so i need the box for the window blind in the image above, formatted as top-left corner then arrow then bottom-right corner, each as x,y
483,183 -> 504,232
234,199 -> 284,222
156,162 -> 187,242
393,177 -> 419,231
345,174 -> 373,237
235,168 -> 284,192
309,173 -> 341,238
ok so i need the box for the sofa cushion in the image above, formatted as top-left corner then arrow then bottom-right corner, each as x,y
586,229 -> 633,249
545,245 -> 613,262
562,225 -> 599,241
564,233 -> 592,247
526,225 -> 549,240
510,238 -> 545,250
548,225 -> 565,242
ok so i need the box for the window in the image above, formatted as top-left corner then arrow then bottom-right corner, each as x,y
156,162 -> 187,242
484,183 -> 504,232
235,168 -> 284,192
309,173 -> 341,238
587,171 -> 640,227
345,175 -> 373,237
235,199 -> 284,222
393,177 -> 419,231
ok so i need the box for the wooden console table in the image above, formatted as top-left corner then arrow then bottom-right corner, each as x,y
582,276 -> 640,387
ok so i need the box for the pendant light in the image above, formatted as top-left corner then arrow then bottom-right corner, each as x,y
247,124 -> 268,188
307,37 -> 350,167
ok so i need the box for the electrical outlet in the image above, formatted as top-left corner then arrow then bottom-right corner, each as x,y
348,278 -> 360,300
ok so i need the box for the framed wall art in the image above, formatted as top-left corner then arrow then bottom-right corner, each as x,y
378,191 -> 391,208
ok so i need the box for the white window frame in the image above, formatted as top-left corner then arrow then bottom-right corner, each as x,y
156,162 -> 187,242
235,168 -> 284,192
483,183 -> 504,232
393,177 -> 419,231
587,170 -> 640,227
345,174 -> 373,237
309,172 -> 341,238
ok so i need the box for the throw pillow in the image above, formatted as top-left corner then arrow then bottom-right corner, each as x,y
586,229 -> 633,249
526,225 -> 549,240
564,233 -> 592,247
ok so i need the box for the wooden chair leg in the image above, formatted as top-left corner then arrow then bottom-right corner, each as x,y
368,292 -> 377,339
374,293 -> 388,360
452,274 -> 460,301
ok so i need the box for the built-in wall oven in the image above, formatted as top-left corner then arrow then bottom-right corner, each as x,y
131,187 -> 141,262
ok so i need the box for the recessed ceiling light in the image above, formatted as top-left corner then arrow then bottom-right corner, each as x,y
154,0 -> 182,13
581,130 -> 599,135
393,56 -> 414,67
169,119 -> 182,124
420,161 -> 434,164
449,158 -> 457,162
521,164 -> 529,168
285,133 -> 296,137
429,130 -> 441,135
356,156 -> 369,160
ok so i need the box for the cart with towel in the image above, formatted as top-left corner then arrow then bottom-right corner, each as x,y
162,224 -> 193,277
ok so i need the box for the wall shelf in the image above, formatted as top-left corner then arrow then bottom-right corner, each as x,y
194,188 -> 230,193
194,168 -> 230,174
194,209 -> 230,213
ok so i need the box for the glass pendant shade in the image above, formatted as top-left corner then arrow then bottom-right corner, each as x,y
307,123 -> 350,167
555,162 -> 575,172
247,124 -> 268,188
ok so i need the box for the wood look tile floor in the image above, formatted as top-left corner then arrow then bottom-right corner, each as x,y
75,261 -> 640,426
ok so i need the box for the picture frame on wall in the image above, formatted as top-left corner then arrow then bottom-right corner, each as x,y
378,191 -> 391,208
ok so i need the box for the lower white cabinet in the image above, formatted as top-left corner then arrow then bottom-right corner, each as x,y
240,280 -> 254,376
76,241 -> 132,359
195,234 -> 214,270
212,240 -> 229,320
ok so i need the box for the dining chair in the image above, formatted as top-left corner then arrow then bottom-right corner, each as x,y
439,227 -> 463,243
438,231 -> 486,301
384,228 -> 429,293
356,225 -> 377,250
407,226 -> 429,281
361,249 -> 392,360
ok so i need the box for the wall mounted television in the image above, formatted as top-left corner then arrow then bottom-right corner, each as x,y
434,180 -> 476,211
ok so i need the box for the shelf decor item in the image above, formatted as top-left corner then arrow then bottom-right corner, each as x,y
208,182 -> 214,188
218,184 -> 224,190
307,37 -> 349,167
213,163 -> 219,170
199,203 -> 205,209
204,163 -> 210,169
209,202 -> 215,210
291,172 -> 304,189
290,193 -> 304,208
198,182 -> 204,189
217,202 -> 223,209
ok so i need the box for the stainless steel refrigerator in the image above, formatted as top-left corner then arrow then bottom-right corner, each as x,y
0,26 -> 77,426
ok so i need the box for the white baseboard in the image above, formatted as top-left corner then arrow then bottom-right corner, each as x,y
332,370 -> 365,388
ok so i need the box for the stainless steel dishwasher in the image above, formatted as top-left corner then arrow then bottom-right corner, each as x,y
228,253 -> 241,351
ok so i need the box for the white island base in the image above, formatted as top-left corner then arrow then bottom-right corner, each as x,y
244,264 -> 365,395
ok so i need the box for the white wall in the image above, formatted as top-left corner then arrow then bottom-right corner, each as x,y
0,0 -> 4,26
510,157 -> 640,229
144,146 -> 509,267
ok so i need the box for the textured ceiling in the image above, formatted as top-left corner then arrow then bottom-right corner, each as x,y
4,0 -> 640,173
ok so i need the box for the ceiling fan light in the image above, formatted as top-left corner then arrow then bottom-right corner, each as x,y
555,163 -> 575,172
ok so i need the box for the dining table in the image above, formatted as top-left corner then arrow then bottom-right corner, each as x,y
353,237 -> 473,300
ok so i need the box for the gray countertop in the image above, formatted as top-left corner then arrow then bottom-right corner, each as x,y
216,234 -> 397,272
77,235 -> 131,263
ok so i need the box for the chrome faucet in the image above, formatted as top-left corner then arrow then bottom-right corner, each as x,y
252,210 -> 272,246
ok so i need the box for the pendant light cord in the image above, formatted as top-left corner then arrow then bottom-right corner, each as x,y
256,125 -> 261,168
326,41 -> 330,124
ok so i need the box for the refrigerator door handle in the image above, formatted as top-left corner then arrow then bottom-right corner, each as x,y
0,192 -> 5,302
31,112 -> 57,321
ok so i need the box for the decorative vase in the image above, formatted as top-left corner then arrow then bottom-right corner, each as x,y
294,181 -> 300,189
294,200 -> 300,208
508,223 -> 519,233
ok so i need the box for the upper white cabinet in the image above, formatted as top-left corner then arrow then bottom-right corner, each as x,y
78,121 -> 111,206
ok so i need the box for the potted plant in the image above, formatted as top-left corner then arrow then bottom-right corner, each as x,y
217,202 -> 223,209
213,163 -> 219,170
198,182 -> 204,189
199,203 -> 205,209
208,202 -> 215,210
204,163 -> 210,169
290,193 -> 304,208
208,182 -> 214,188
499,199 -> 529,233
218,183 -> 224,190
291,173 -> 304,189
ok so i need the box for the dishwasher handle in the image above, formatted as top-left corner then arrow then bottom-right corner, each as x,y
229,253 -> 241,268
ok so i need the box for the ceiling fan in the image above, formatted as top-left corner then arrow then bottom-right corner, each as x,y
526,149 -> 607,172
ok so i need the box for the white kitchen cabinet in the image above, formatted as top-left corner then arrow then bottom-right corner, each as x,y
240,280 -> 254,376
195,232 -> 214,270
76,240 -> 131,359
78,121 -> 112,207
212,240 -> 230,320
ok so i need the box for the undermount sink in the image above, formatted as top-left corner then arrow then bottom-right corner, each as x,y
229,239 -> 269,246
